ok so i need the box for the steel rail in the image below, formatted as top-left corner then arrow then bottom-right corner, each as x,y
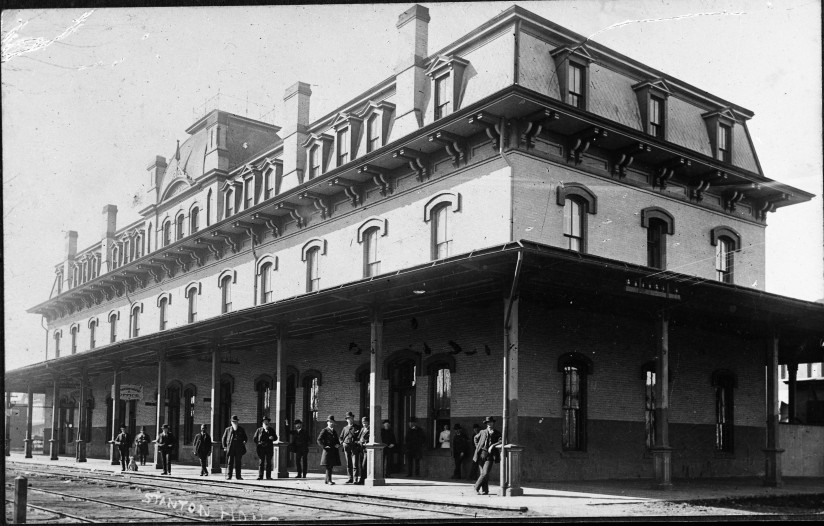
5,495 -> 99,523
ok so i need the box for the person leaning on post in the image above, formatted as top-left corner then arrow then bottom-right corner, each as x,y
253,416 -> 278,480
356,416 -> 370,485
114,424 -> 131,472
473,416 -> 502,495
317,415 -> 341,484
290,419 -> 310,478
222,415 -> 248,480
192,424 -> 212,476
156,423 -> 176,475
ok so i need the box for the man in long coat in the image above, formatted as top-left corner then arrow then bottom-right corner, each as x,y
290,419 -> 311,478
221,415 -> 248,480
472,416 -> 502,495
252,416 -> 278,480
156,423 -> 176,475
404,417 -> 426,477
113,424 -> 131,472
317,415 -> 341,484
339,411 -> 361,484
192,424 -> 212,476
380,420 -> 397,477
356,416 -> 370,485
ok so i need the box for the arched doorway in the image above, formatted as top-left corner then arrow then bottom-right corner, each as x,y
388,358 -> 417,473
219,374 -> 234,464
58,396 -> 76,455
167,383 -> 181,461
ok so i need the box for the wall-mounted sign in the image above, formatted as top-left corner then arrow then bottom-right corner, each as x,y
120,384 -> 143,401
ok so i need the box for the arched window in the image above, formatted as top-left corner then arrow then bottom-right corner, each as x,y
183,385 -> 196,445
302,374 -> 320,438
220,274 -> 233,313
430,362 -> 452,448
131,304 -> 141,338
89,320 -> 97,350
642,208 -> 675,270
306,247 -> 320,292
111,246 -> 120,270
187,286 -> 198,323
558,353 -> 593,451
190,207 -> 200,234
363,226 -> 381,277
712,370 -> 736,453
53,331 -> 62,358
255,376 -> 273,424
642,362 -> 656,449
225,188 -> 234,217
70,326 -> 78,354
432,203 -> 452,260
563,197 -> 585,252
711,227 -> 740,284
109,313 -> 118,343
159,297 -> 169,331
260,262 -> 273,303
175,214 -> 185,241
163,221 -> 171,247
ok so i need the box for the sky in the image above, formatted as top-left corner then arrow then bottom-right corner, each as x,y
3,1 -> 822,372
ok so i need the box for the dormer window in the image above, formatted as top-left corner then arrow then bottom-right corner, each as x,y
649,96 -> 664,138
302,134 -> 334,179
632,79 -> 670,140
367,114 -> 380,153
244,177 -> 254,209
702,108 -> 737,164
337,128 -> 350,166
225,188 -> 234,216
309,145 -> 320,178
222,181 -> 242,219
425,55 -> 469,122
551,46 -> 594,111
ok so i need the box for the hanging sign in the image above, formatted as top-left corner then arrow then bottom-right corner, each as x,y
120,384 -> 143,401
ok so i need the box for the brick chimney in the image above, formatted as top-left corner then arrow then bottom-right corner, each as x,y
62,230 -> 78,290
100,204 -> 118,274
392,4 -> 430,138
280,81 -> 312,193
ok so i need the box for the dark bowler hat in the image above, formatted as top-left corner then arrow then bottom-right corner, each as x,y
200,424 -> 207,429
231,415 -> 240,422
408,417 -> 417,423
345,411 -> 355,419
162,424 -> 170,429
119,424 -> 126,428
483,416 -> 496,424
294,419 -> 303,425
327,415 -> 336,423
454,423 -> 462,429
261,416 -> 271,423
382,419 -> 390,424
361,416 -> 369,422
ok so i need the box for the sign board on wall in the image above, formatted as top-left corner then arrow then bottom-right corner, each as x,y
120,385 -> 143,401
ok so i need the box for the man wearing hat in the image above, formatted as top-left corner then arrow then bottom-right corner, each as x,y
289,419 -> 311,478
472,416 -> 502,495
317,415 -> 341,484
156,423 -> 177,475
113,424 -> 131,472
135,426 -> 150,466
355,416 -> 370,485
404,417 -> 425,477
450,423 -> 470,479
339,411 -> 362,484
252,416 -> 278,480
221,415 -> 248,480
380,419 -> 397,477
192,424 -> 212,476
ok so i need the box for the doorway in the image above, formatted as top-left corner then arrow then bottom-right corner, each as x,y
219,376 -> 233,464
389,358 -> 417,472
58,397 -> 76,455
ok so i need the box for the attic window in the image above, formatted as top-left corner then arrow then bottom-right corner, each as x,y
302,133 -> 334,179
551,46 -> 595,112
702,108 -> 736,165
632,79 -> 670,140
425,55 -> 470,121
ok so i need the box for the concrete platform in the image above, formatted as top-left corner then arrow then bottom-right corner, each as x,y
7,451 -> 824,518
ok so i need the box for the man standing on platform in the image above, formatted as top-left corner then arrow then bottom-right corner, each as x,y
380,420 -> 397,478
134,426 -> 150,466
472,416 -> 502,495
114,424 -> 131,472
156,423 -> 176,475
404,417 -> 425,477
222,415 -> 248,480
253,416 -> 278,480
355,416 -> 370,485
192,424 -> 212,476
340,411 -> 361,484
290,419 -> 310,478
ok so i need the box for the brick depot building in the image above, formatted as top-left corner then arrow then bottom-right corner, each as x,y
6,5 -> 823,490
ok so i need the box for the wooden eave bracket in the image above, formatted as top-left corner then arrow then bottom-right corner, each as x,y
299,191 -> 332,219
119,268 -> 147,290
567,127 -> 608,165
328,177 -> 362,206
195,238 -> 223,260
720,183 -> 760,213
358,164 -> 392,196
653,157 -> 691,189
393,148 -> 429,182
251,212 -> 283,238
137,263 -> 163,283
149,257 -> 176,278
210,231 -> 241,254
755,193 -> 788,221
177,246 -> 206,268
275,202 -> 305,228
519,109 -> 559,149
164,251 -> 190,273
428,130 -> 467,167
611,142 -> 651,178
468,112 -> 504,151
690,170 -> 726,202
232,220 -> 260,245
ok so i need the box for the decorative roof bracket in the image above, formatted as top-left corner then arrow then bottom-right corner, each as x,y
428,130 -> 467,167
393,148 -> 429,182
149,258 -> 176,278
612,142 -> 651,178
177,246 -> 204,268
195,238 -> 223,260
164,251 -> 190,273
690,170 -> 726,202
653,157 -> 691,189
519,109 -> 559,149
232,220 -> 260,245
567,127 -> 607,165
299,191 -> 332,219
251,212 -> 282,238
755,193 -> 788,221
328,177 -> 362,206
468,112 -> 503,151
358,164 -> 392,197
137,263 -> 162,283
275,203 -> 305,228
210,232 -> 240,254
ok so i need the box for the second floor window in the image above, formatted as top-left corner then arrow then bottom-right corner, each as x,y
309,145 -> 320,178
89,321 -> 96,350
432,204 -> 452,260
109,314 -> 118,343
190,208 -> 199,234
567,63 -> 585,109
717,124 -> 731,162
715,237 -> 734,284
70,326 -> 78,354
306,247 -> 320,292
647,218 -> 667,270
54,332 -> 61,358
176,215 -> 184,241
260,263 -> 273,303
221,276 -> 233,313
434,75 -> 451,120
131,306 -> 140,337
159,297 -> 169,331
649,96 -> 664,138
188,290 -> 198,323
363,227 -> 381,277
563,197 -> 584,253
337,128 -> 350,166
367,114 -> 380,152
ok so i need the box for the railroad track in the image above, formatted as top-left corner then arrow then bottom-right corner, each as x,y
6,462 -> 527,523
